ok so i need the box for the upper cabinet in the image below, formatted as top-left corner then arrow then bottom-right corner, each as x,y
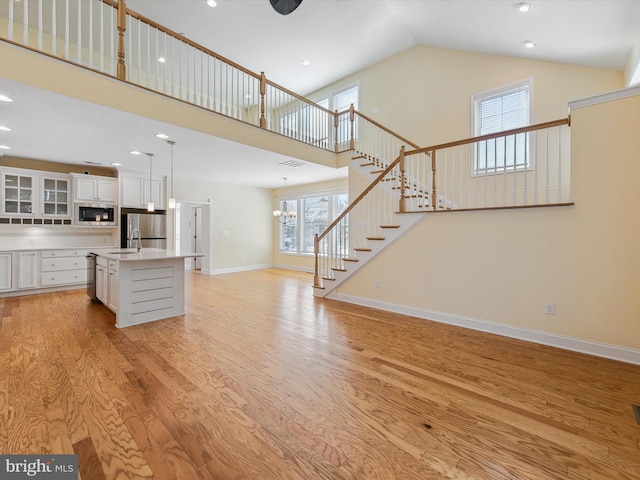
120,174 -> 165,210
2,170 -> 36,216
41,174 -> 70,218
2,169 -> 71,219
72,174 -> 117,204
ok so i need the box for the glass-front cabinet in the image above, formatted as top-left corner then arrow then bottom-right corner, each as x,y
1,169 -> 71,219
41,175 -> 70,218
3,172 -> 35,215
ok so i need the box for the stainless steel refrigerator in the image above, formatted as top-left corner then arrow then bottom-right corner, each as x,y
123,212 -> 167,249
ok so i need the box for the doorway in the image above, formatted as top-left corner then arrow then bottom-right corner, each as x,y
191,205 -> 202,271
174,200 -> 210,273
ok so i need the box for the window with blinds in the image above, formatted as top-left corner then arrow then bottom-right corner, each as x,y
472,80 -> 531,174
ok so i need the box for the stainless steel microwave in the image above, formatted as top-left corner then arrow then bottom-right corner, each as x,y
74,203 -> 117,226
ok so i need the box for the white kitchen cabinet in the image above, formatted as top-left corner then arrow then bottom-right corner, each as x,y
1,167 -> 71,221
40,249 -> 87,287
41,174 -> 71,219
120,174 -> 165,210
107,260 -> 118,313
2,170 -> 36,216
0,253 -> 12,291
73,174 -> 117,203
95,256 -> 108,304
17,251 -> 39,289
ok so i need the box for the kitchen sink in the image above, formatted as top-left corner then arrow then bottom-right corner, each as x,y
107,249 -> 139,254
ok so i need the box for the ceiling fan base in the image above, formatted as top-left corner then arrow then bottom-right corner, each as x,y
270,0 -> 303,15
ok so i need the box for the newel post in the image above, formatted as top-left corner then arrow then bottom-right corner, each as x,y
313,234 -> 321,287
333,110 -> 339,152
431,150 -> 438,210
399,146 -> 406,213
349,103 -> 355,150
259,72 -> 266,128
116,0 -> 127,80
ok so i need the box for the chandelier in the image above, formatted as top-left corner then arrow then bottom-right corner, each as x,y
273,178 -> 297,224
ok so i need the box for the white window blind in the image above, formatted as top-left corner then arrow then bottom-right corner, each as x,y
473,80 -> 531,173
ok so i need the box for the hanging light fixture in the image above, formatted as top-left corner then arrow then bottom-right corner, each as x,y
273,177 -> 296,224
145,153 -> 155,212
166,140 -> 176,209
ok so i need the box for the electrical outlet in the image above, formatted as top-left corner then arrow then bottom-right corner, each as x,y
375,280 -> 380,288
544,302 -> 555,315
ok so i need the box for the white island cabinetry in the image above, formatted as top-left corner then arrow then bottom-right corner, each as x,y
90,248 -> 200,328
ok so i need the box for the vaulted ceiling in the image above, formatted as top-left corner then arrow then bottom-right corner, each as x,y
1,0 -> 639,187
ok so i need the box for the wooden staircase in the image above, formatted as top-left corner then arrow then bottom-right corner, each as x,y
313,151 -> 429,298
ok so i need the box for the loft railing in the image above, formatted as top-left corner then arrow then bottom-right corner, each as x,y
0,0 -> 349,152
313,118 -> 571,288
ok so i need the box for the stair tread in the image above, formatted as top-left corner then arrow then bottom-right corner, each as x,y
331,268 -> 347,272
353,248 -> 372,252
343,258 -> 359,262
366,237 -> 386,241
380,225 -> 400,229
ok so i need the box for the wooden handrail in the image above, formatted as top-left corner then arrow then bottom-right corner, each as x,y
316,153 -> 403,243
354,111 -> 421,149
123,5 -> 261,79
264,79 -> 335,116
405,118 -> 569,156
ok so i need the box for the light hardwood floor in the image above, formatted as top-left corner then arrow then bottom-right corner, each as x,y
1,268 -> 639,479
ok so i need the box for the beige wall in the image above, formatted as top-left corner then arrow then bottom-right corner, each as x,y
173,177 -> 273,272
311,45 -> 623,147
337,92 -> 640,350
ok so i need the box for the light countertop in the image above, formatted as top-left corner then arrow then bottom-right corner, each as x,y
89,248 -> 204,262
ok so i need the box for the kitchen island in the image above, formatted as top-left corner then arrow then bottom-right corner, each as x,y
89,248 -> 203,328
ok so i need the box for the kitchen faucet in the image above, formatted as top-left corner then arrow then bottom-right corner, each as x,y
129,228 -> 142,252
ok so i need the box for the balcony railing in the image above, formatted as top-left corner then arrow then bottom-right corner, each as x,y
0,0 -> 350,152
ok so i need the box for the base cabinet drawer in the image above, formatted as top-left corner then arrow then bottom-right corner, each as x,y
41,269 -> 87,286
41,256 -> 87,272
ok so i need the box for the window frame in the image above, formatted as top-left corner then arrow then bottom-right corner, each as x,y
276,189 -> 349,256
471,78 -> 533,176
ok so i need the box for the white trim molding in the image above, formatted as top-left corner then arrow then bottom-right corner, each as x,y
569,84 -> 640,110
331,292 -> 640,366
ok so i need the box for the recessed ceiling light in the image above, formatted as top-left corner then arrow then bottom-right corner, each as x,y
0,126 -> 10,131
130,150 -> 142,155
158,57 -> 166,63
206,0 -> 217,7
524,41 -> 536,48
518,2 -> 532,12
155,133 -> 169,139
0,145 -> 11,150
111,162 -> 122,166
0,94 -> 13,102
301,60 -> 310,66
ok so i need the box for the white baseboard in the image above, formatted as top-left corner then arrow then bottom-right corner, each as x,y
272,263 -> 314,274
332,292 -> 640,365
209,263 -> 274,275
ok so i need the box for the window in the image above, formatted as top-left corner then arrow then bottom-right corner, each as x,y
316,84 -> 359,147
472,79 -> 531,174
277,191 -> 348,255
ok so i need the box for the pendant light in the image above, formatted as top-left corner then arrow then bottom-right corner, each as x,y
167,140 -> 176,209
145,152 -> 155,212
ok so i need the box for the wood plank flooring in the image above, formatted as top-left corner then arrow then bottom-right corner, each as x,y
1,268 -> 640,479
